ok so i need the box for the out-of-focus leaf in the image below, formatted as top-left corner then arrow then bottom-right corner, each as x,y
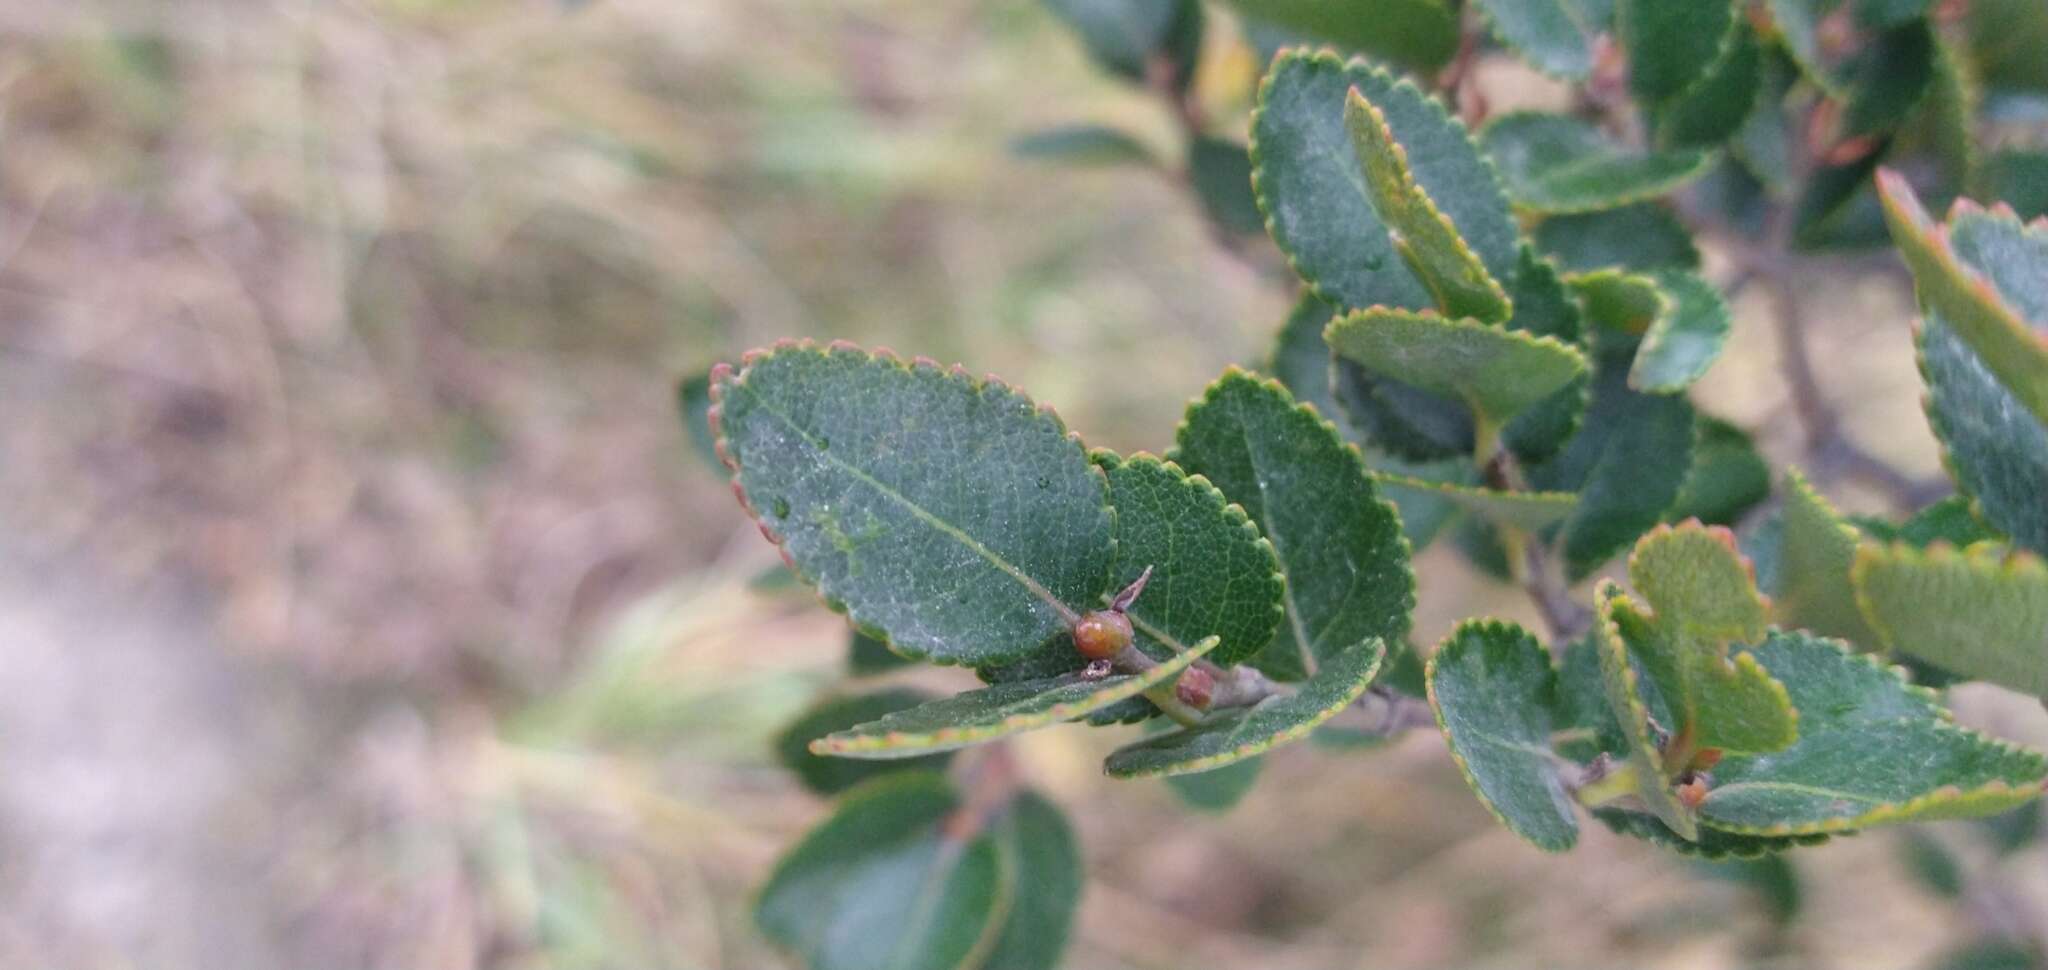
1773,469 -> 1880,646
849,630 -> 914,676
1041,0 -> 1202,87
1841,19 -> 1936,138
1165,753 -> 1264,811
1189,136 -> 1266,235
775,689 -> 953,794
1654,23 -> 1761,149
981,792 -> 1083,970
1629,270 -> 1733,393
1534,204 -> 1702,273
678,372 -> 722,472
1978,150 -> 2048,220
1619,0 -> 1738,103
1371,473 -> 1578,532
1853,542 -> 2048,700
755,775 -> 1005,970
1224,0 -> 1460,72
1667,417 -> 1771,527
1967,0 -> 2048,93
1010,124 -> 1157,167
1897,829 -> 1965,898
1473,0 -> 1598,80
1481,112 -> 1715,213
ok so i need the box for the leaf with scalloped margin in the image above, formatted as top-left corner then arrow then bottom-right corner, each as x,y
712,343 -> 1114,667
1252,50 -> 1520,312
1853,542 -> 2048,699
1344,88 -> 1512,322
1429,620 -> 1581,850
1500,245 -> 1592,463
1773,469 -> 1882,645
1631,270 -> 1734,393
1536,204 -> 1702,273
980,790 -> 1082,970
1841,19 -> 1935,138
1326,309 -> 1588,437
812,636 -> 1221,758
1621,522 -> 1797,757
1695,631 -> 2048,835
1667,417 -> 1771,527
1482,112 -> 1716,214
755,774 -> 1006,970
1620,0 -> 1738,103
1172,370 -> 1415,682
1473,0 -> 1597,80
1105,638 -> 1384,777
1593,580 -> 1699,839
1372,474 -> 1579,532
1094,452 -> 1284,666
776,688 -> 954,794
1653,22 -> 1761,149
1878,172 -> 2048,427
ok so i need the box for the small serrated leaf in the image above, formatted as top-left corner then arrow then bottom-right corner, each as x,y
1325,308 -> 1588,435
1105,638 -> 1385,777
1172,371 -> 1415,681
1428,620 -> 1581,851
1252,49 -> 1519,312
713,343 -> 1115,667
775,689 -> 954,794
1630,270 -> 1734,393
1696,632 -> 2048,836
1344,87 -> 1512,322
1094,452 -> 1285,667
1482,112 -> 1717,213
813,636 -> 1222,758
1853,542 -> 2048,700
755,774 -> 1006,970
1773,469 -> 1882,645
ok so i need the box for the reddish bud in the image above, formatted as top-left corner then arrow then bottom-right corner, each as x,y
1072,610 -> 1133,660
1175,667 -> 1216,710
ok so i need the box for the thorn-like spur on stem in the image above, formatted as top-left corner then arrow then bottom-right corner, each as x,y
1111,565 -> 1154,613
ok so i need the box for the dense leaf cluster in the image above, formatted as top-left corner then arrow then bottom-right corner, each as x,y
676,2 -> 2048,967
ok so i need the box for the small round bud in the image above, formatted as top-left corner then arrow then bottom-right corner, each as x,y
1174,667 -> 1216,710
1072,610 -> 1133,660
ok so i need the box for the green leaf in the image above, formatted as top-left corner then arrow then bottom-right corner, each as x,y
1325,308 -> 1588,435
712,343 -> 1114,667
1979,150 -> 2048,221
1251,50 -> 1519,312
1500,245 -> 1593,462
1172,371 -> 1415,681
1731,52 -> 1796,192
849,630 -> 914,676
1165,755 -> 1265,811
1653,23 -> 1762,149
1620,0 -> 1738,103
1528,331 -> 1697,579
812,635 -> 1222,758
1853,542 -> 2048,699
1265,292 -> 1464,548
1105,638 -> 1385,777
1841,19 -> 1937,138
1667,417 -> 1771,527
1695,631 -> 2048,835
1765,0 -> 1853,98
1793,142 -> 1889,250
981,791 -> 1083,970
678,372 -> 723,473
1878,172 -> 2048,428
1372,473 -> 1578,532
1041,0 -> 1201,86
1630,270 -> 1734,393
1189,136 -> 1266,236
775,689 -> 955,794
1855,0 -> 1932,27
1473,0 -> 1598,80
1968,0 -> 2048,92
1534,204 -> 1703,273
1010,124 -> 1158,167
1482,112 -> 1716,214
1919,307 -> 2048,557
1331,356 -> 1472,461
1771,469 -> 1881,645
1897,496 -> 1999,549
1428,620 -> 1580,851
1592,580 -> 1699,839
1568,269 -> 1668,334
1094,452 -> 1285,667
1898,828 -> 1965,898
1693,854 -> 1804,924
1223,0 -> 1460,72
1927,940 -> 2045,970
1595,808 -> 1829,858
756,774 -> 1006,970
1344,87 -> 1512,322
1620,522 -> 1796,757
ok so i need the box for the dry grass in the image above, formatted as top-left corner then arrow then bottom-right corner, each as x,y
0,1 -> 2043,968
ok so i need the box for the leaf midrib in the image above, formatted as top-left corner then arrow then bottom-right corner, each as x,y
737,381 -> 1084,624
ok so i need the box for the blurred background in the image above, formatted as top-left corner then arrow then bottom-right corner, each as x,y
2,0 -> 2045,968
